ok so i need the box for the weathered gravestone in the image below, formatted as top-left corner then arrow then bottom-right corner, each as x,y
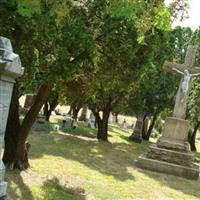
88,119 -> 95,129
137,45 -> 200,179
129,116 -> 143,143
32,116 -> 46,132
0,36 -> 24,198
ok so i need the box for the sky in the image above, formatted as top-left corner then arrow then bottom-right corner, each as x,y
165,0 -> 200,30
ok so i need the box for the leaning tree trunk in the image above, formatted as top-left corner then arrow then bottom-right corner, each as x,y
92,109 -> 110,141
44,95 -> 58,121
188,122 -> 200,152
14,84 -> 52,169
3,83 -> 20,168
143,113 -> 157,141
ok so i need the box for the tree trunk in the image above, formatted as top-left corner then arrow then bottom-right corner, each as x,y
68,102 -> 75,115
142,113 -> 148,139
14,84 -> 52,169
115,113 -> 118,123
92,109 -> 110,141
72,107 -> 81,121
79,106 -> 87,121
43,101 -> 49,119
3,83 -> 20,168
143,113 -> 157,141
188,122 -> 200,152
45,95 -> 58,121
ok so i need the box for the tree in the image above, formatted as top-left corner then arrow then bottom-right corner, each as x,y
2,0 -> 95,169
43,90 -> 59,121
187,28 -> 200,151
84,0 -> 172,141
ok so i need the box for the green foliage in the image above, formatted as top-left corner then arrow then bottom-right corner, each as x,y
17,0 -> 41,17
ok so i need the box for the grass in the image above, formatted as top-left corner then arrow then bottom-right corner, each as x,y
6,117 -> 200,200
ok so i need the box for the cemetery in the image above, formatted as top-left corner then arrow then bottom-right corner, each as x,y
1,0 -> 200,200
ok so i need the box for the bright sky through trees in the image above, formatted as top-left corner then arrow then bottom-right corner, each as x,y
165,0 -> 200,30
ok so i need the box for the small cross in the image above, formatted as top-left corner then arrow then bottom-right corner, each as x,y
164,45 -> 200,74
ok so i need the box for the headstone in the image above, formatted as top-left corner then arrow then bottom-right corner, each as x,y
88,119 -> 95,129
108,113 -> 114,124
24,94 -> 35,109
32,116 -> 46,132
121,119 -> 128,130
0,36 -> 24,198
63,115 -> 77,129
136,46 -> 200,180
129,116 -> 143,143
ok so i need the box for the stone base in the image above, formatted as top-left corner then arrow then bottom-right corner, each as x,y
157,137 -> 189,152
147,145 -> 194,166
0,182 -> 7,198
157,117 -> 190,151
136,155 -> 199,180
129,133 -> 142,143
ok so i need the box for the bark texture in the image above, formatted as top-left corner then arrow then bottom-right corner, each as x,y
3,84 -> 52,169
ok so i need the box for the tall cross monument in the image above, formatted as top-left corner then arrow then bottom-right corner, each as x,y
136,45 -> 200,180
164,45 -> 200,119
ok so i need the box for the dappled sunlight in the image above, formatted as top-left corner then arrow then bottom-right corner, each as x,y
6,123 -> 200,200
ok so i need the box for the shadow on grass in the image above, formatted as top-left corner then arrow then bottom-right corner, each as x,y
41,177 -> 86,200
30,132 -> 138,182
28,123 -> 200,199
6,171 -> 34,200
134,166 -> 200,199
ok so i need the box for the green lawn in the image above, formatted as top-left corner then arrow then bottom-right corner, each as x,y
6,119 -> 200,200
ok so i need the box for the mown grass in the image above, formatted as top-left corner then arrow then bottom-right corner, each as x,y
6,117 -> 200,200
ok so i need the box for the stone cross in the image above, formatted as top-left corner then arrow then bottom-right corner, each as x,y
164,45 -> 200,119
0,36 -> 24,198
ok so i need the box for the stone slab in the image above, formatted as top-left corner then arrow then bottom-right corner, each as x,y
136,155 -> 199,180
157,137 -> 190,152
147,145 -> 194,166
157,117 -> 190,151
161,117 -> 189,141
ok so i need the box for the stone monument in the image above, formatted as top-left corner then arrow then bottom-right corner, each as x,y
0,36 -> 24,198
136,45 -> 200,179
129,116 -> 143,143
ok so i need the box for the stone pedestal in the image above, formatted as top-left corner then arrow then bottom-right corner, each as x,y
0,36 -> 24,197
32,116 -> 46,132
157,117 -> 190,151
129,118 -> 143,143
136,117 -> 199,179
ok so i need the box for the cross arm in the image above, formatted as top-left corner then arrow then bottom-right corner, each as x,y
163,61 -> 185,73
190,66 -> 200,74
